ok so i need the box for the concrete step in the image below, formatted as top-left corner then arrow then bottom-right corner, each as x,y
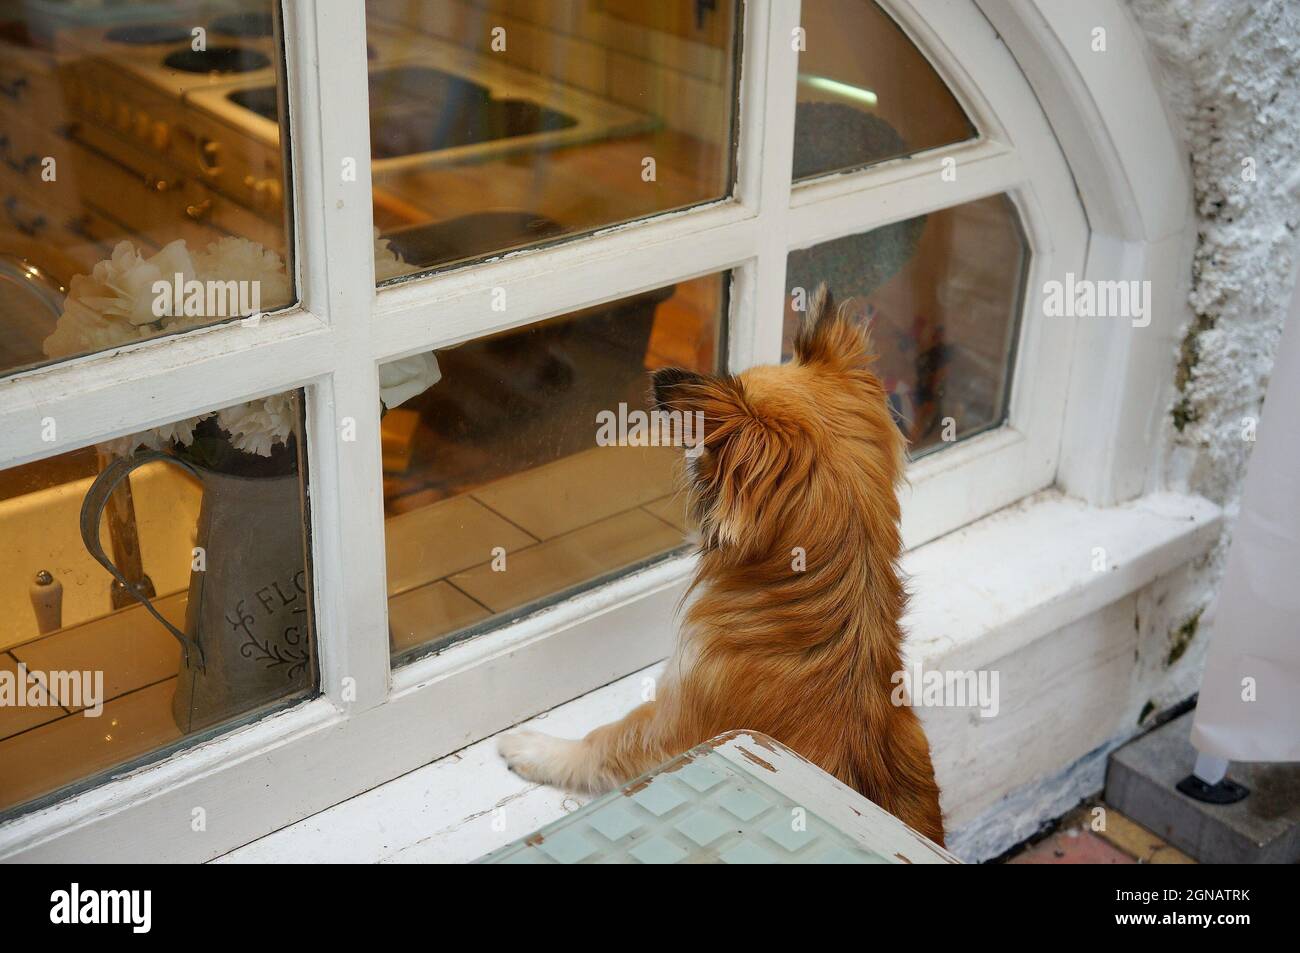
1105,710 -> 1300,864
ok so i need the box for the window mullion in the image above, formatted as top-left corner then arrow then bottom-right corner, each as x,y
0,313 -> 333,468
745,0 -> 801,369
787,139 -> 1021,247
284,0 -> 390,712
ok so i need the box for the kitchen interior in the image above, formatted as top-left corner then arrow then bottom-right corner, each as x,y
0,0 -> 739,817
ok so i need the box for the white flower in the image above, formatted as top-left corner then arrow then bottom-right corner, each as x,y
216,393 -> 297,457
193,237 -> 292,312
43,239 -> 196,356
101,413 -> 211,459
48,233 -> 435,459
374,233 -> 440,410
154,414 -> 210,448
43,295 -> 144,357
380,352 -> 442,410
87,239 -> 197,326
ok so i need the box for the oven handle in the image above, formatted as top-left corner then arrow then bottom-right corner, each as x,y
61,121 -> 188,195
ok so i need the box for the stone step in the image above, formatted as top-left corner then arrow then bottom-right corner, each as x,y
1105,710 -> 1300,864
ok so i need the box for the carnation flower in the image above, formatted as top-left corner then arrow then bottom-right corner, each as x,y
83,239 -> 197,327
46,232 -> 439,459
43,240 -> 196,356
193,237 -> 293,312
380,351 -> 442,410
216,393 -> 297,457
99,414 -> 212,460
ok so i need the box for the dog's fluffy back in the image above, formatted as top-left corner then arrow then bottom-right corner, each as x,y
652,285 -> 944,843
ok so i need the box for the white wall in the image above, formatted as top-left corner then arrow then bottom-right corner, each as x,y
1128,0 -> 1300,711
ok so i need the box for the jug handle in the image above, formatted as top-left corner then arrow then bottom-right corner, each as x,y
80,450 -> 205,670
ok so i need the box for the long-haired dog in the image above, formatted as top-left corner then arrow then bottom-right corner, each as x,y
498,286 -> 944,844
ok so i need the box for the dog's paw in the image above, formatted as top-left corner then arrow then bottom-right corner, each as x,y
497,730 -> 577,787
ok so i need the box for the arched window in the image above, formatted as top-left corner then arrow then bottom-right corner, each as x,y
0,0 -> 1198,860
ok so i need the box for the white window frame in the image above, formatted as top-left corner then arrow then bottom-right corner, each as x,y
0,0 -> 1181,862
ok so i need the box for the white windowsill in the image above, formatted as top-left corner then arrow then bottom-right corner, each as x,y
215,489 -> 1221,863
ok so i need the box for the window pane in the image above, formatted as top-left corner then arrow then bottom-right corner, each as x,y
0,389 -> 316,817
0,1 -> 295,378
365,0 -> 740,281
381,275 -> 727,660
783,195 -> 1028,454
794,0 -> 975,180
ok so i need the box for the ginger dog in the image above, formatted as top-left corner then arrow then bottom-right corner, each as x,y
498,286 -> 944,844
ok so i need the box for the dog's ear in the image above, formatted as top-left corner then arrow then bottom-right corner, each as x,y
650,366 -> 768,551
649,367 -> 749,445
650,366 -> 709,412
652,367 -> 796,556
793,283 -> 872,368
793,282 -> 835,358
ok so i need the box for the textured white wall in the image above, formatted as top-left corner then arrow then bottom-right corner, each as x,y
1125,0 -> 1300,713
948,1 -> 1300,860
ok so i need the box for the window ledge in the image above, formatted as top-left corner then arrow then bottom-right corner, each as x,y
215,490 -> 1221,863
901,489 -> 1222,672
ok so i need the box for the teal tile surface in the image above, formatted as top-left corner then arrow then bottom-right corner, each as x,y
478,734 -> 940,865
629,777 -> 689,817
715,785 -> 771,822
675,758 -> 730,793
629,836 -> 689,864
720,840 -> 778,864
674,808 -> 735,847
538,827 -> 598,864
587,802 -> 644,842
761,813 -> 817,853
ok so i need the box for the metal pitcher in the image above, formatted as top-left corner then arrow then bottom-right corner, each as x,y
80,450 -> 313,734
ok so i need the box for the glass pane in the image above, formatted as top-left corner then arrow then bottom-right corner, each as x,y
783,195 -> 1028,454
381,274 -> 727,660
0,1 -> 294,378
794,0 -> 975,180
364,0 -> 740,280
0,389 -> 317,817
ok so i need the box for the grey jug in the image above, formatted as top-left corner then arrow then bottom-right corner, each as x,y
80,450 -> 313,734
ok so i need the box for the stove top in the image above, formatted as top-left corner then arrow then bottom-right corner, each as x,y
104,23 -> 192,46
163,45 -> 270,74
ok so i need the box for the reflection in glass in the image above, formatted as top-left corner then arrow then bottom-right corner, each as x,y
794,0 -> 975,180
381,275 -> 727,660
0,389 -> 316,817
784,195 -> 1028,454
363,0 -> 741,279
0,1 -> 294,378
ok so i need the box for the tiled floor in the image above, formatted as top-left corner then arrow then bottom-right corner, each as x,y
0,671 -> 183,814
386,443 -> 692,656
0,588 -> 192,814
1004,802 -> 1196,864
0,443 -> 695,814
